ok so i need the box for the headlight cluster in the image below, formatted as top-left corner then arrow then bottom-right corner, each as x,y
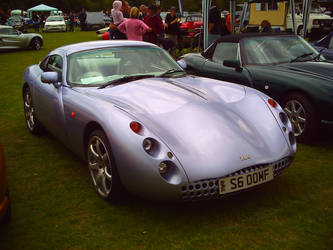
267,99 -> 296,148
130,121 -> 181,184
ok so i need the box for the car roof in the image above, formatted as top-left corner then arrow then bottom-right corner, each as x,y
202,32 -> 295,59
215,32 -> 293,43
53,40 -> 158,55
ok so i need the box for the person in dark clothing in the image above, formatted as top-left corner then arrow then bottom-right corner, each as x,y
32,12 -> 40,32
40,13 -> 45,28
78,9 -> 87,31
69,12 -> 75,32
0,9 -> 6,25
220,17 -> 230,36
164,6 -> 180,49
143,5 -> 164,45
208,2 -> 222,45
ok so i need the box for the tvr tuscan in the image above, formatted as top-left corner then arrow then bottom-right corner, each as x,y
23,41 -> 296,202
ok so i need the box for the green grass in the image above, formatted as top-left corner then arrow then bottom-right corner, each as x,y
0,30 -> 333,249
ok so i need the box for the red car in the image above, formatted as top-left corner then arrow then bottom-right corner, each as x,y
180,15 -> 203,37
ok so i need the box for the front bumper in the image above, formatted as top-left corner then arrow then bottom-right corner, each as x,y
181,157 -> 293,201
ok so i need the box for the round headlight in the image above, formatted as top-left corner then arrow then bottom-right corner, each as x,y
158,162 -> 168,174
143,138 -> 153,152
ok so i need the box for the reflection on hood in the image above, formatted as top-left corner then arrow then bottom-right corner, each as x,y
112,1 -> 122,11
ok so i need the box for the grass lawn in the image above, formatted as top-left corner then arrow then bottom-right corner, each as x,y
0,30 -> 333,249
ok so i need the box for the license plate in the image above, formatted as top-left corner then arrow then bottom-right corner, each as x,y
219,166 -> 274,195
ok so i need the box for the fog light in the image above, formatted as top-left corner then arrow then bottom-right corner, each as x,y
158,162 -> 168,174
279,112 -> 288,125
143,138 -> 153,152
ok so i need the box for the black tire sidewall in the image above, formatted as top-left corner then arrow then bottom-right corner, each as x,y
87,129 -> 124,203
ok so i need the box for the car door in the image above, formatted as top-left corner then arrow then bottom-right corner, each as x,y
34,54 -> 68,142
0,27 -> 23,48
202,42 -> 253,87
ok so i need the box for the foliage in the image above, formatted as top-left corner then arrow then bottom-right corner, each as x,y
0,0 -> 233,13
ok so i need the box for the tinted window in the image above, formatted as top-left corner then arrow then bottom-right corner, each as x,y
212,42 -> 239,63
46,55 -> 63,73
0,28 -> 18,35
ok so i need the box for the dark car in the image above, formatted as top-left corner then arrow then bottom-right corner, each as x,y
179,33 -> 333,142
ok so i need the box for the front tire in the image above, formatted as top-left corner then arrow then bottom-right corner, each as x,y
23,87 -> 42,135
31,38 -> 42,50
87,129 -> 124,203
280,92 -> 318,142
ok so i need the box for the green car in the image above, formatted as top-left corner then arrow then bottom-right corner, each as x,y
179,33 -> 333,142
0,25 -> 43,51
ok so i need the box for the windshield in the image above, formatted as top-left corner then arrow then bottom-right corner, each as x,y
241,35 -> 319,65
68,46 -> 184,86
47,16 -> 64,22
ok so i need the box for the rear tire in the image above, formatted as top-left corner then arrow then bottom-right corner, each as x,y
87,129 -> 124,203
280,92 -> 319,143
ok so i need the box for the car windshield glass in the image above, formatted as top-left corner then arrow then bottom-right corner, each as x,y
68,46 -> 184,86
47,16 -> 64,22
241,35 -> 319,65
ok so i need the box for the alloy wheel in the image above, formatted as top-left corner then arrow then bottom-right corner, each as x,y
284,99 -> 306,136
24,89 -> 35,131
87,135 -> 113,198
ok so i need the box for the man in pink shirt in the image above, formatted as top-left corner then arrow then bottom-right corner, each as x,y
118,7 -> 151,41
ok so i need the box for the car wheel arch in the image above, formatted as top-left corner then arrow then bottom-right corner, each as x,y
278,89 -> 318,110
83,121 -> 106,159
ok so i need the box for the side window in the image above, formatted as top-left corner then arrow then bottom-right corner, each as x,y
39,56 -> 49,71
212,42 -> 239,63
46,55 -> 63,73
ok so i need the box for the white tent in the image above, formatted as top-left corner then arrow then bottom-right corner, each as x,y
27,4 -> 58,18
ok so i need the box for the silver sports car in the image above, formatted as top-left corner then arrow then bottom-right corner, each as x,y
23,40 -> 296,202
0,25 -> 43,51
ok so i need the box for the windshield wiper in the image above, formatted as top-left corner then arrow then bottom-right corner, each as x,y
158,69 -> 185,77
290,52 -> 314,63
98,74 -> 154,89
312,48 -> 325,61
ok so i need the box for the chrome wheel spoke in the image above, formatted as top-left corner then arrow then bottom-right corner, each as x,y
89,162 -> 99,171
89,143 -> 99,158
284,107 -> 292,116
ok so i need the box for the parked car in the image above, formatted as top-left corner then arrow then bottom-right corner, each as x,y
86,12 -> 105,31
22,40 -> 296,202
0,25 -> 43,50
312,31 -> 333,61
0,145 -> 10,224
43,16 -> 66,32
179,33 -> 333,142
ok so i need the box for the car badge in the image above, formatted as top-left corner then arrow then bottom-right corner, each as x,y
240,154 -> 251,161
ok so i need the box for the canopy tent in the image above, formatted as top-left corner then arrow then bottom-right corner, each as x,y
199,0 -> 324,49
27,4 -> 58,18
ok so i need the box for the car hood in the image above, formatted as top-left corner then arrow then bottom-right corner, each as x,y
78,76 -> 291,181
249,61 -> 333,82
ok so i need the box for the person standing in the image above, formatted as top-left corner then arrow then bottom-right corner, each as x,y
164,6 -> 181,50
32,12 -> 40,32
69,11 -> 75,32
208,2 -> 222,46
109,0 -> 125,39
144,5 -> 164,45
78,8 -> 87,31
139,5 -> 147,21
260,20 -> 272,32
117,7 -> 151,41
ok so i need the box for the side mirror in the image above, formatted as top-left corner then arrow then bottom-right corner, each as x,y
223,60 -> 242,72
177,59 -> 187,70
41,72 -> 61,88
